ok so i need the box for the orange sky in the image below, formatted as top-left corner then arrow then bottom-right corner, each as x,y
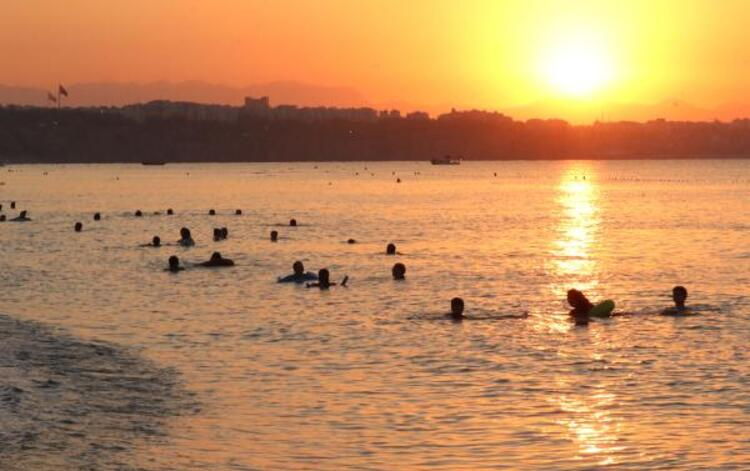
2,0 -> 750,121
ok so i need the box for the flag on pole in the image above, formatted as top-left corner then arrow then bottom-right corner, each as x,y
58,85 -> 68,97
47,92 -> 57,103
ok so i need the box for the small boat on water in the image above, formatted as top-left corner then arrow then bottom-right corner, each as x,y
430,155 -> 461,165
141,161 -> 166,166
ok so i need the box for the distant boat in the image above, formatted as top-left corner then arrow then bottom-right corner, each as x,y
430,155 -> 461,165
141,161 -> 166,166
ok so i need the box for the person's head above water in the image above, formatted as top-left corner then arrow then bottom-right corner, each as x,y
450,297 -> 465,318
386,243 -> 396,255
93,212 -> 101,221
0,215 -> 5,222
318,268 -> 330,284
210,252 -> 222,261
135,210 -> 142,217
289,218 -> 297,227
221,227 -> 228,238
74,222 -> 82,232
392,263 -> 406,280
213,228 -> 221,240
235,209 -> 242,215
672,286 -> 688,308
209,209 -> 216,216
270,230 -> 278,242
168,255 -> 181,272
567,289 -> 593,312
180,227 -> 191,239
167,208 -> 174,215
152,236 -> 161,247
293,261 -> 305,276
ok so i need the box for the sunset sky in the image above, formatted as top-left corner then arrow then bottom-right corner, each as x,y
2,0 -> 749,121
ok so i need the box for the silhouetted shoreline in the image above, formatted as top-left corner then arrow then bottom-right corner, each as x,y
2,102 -> 750,163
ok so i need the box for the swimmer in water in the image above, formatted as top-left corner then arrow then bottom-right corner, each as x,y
235,209 -> 242,215
209,209 -> 216,216
661,286 -> 695,316
448,297 -> 465,321
270,230 -> 279,242
221,227 -> 228,239
135,210 -> 143,217
213,228 -> 222,241
392,262 -> 406,280
10,210 -> 30,222
306,268 -> 348,289
0,215 -> 5,222
567,289 -> 594,325
290,218 -> 297,227
200,252 -> 235,267
74,222 -> 83,232
93,212 -> 101,221
167,208 -> 174,215
278,261 -> 318,283
347,238 -> 356,244
386,243 -> 397,255
167,255 -> 184,272
11,201 -> 15,209
141,236 -> 161,247
178,227 -> 195,247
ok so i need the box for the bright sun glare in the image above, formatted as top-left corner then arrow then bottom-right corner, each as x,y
542,39 -> 614,97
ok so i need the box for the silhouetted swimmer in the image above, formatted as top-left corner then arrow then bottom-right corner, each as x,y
74,222 -> 82,232
278,261 -> 317,283
146,236 -> 161,247
167,208 -> 174,215
0,215 -> 5,222
178,227 -> 195,247
235,209 -> 242,215
10,210 -> 30,222
290,218 -> 297,227
200,251 -> 235,267
306,268 -> 348,289
213,228 -> 222,241
396,178 -> 401,183
347,238 -> 356,244
10,201 -> 15,209
209,209 -> 216,216
93,212 -> 101,221
567,289 -> 594,325
392,263 -> 406,280
270,230 -> 279,242
386,243 -> 397,255
221,227 -> 228,239
449,297 -> 465,320
662,286 -> 694,316
134,210 -> 143,217
167,255 -> 184,272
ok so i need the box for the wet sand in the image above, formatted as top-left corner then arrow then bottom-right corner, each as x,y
0,314 -> 196,470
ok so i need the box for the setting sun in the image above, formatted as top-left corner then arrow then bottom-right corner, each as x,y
541,38 -> 615,97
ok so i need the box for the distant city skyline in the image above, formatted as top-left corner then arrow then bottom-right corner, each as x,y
2,1 -> 750,123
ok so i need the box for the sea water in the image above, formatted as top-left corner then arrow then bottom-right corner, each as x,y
1,160 -> 749,469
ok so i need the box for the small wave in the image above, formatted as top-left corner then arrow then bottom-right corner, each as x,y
0,314 -> 198,470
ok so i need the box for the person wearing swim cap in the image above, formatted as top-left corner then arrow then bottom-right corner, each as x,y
200,252 -> 235,267
386,243 -> 397,255
306,268 -> 348,289
278,261 -> 317,283
392,263 -> 406,280
178,227 -> 195,247
74,222 -> 83,232
289,218 -> 297,227
270,230 -> 279,242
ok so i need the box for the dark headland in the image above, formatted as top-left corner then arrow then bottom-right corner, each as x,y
2,96 -> 750,163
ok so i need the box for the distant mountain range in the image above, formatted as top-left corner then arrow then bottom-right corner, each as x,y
1,80 -> 749,123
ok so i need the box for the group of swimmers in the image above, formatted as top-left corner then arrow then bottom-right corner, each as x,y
4,202 -> 702,321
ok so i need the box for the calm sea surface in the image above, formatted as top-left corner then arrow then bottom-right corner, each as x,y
1,160 -> 750,469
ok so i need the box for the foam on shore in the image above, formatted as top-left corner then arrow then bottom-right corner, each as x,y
0,314 -> 196,470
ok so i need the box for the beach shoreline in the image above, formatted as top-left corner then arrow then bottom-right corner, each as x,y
0,313 -> 195,470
